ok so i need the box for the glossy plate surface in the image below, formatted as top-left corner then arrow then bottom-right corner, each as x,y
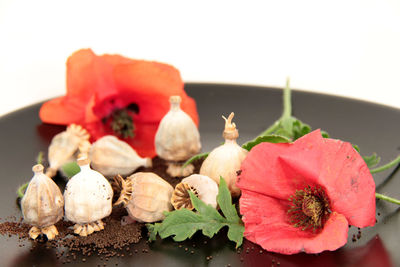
0,83 -> 399,267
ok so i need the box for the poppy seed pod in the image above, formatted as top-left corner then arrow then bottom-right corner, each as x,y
21,164 -> 64,240
64,158 -> 113,236
114,172 -> 174,223
155,96 -> 201,177
89,135 -> 152,178
200,112 -> 247,197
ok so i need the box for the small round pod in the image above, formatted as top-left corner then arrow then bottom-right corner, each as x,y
21,164 -> 64,240
89,135 -> 152,178
199,112 -> 248,198
46,124 -> 90,177
171,174 -> 218,210
114,172 -> 174,223
155,95 -> 201,177
64,158 -> 113,236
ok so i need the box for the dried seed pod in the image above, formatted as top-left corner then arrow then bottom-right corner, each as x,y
155,96 -> 201,176
200,112 -> 248,198
89,135 -> 151,178
171,183 -> 199,210
21,164 -> 64,240
46,124 -> 90,177
64,158 -> 113,236
171,174 -> 218,210
114,172 -> 174,223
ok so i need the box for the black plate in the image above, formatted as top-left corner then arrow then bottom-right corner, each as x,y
0,83 -> 399,267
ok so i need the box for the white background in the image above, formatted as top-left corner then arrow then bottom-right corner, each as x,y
1,0 -> 400,117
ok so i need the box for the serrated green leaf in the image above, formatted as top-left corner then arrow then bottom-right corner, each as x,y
292,119 -> 311,140
146,177 -> 245,248
363,153 -> 381,169
352,144 -> 381,169
242,134 -> 291,151
227,223 -> 244,249
146,223 -> 159,241
189,191 -> 225,222
217,177 -> 240,223
182,152 -> 209,168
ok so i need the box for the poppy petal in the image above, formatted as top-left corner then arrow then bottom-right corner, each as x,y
113,61 -> 199,125
240,190 -> 349,254
318,138 -> 376,227
237,130 -> 324,200
39,96 -> 86,124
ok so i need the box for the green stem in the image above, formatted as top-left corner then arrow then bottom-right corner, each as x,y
17,183 -> 28,198
259,77 -> 292,137
36,151 -> 43,165
375,193 -> 400,205
281,77 -> 292,120
370,155 -> 400,174
259,120 -> 281,136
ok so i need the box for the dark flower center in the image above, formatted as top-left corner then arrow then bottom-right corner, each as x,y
287,186 -> 331,231
103,104 -> 139,139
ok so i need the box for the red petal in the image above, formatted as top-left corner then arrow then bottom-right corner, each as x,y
113,61 -> 199,125
240,190 -> 349,254
237,130 -> 324,200
39,96 -> 86,124
65,49 -> 100,100
84,96 -> 157,158
39,49 -> 99,124
318,138 -> 376,227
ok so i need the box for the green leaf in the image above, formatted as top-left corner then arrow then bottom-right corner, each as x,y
61,162 -> 80,178
189,191 -> 226,223
352,144 -> 360,153
352,144 -> 381,169
147,223 -> 159,241
242,134 -> 291,151
321,130 -> 330,138
182,152 -> 209,168
292,119 -> 311,140
217,177 -> 240,223
363,153 -> 381,169
146,177 -> 245,248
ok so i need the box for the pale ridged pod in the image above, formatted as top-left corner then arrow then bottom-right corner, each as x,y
155,96 -> 201,162
171,174 -> 218,210
21,164 -> 64,239
114,172 -> 173,223
89,135 -> 151,178
64,158 -> 113,225
200,112 -> 248,198
46,124 -> 90,177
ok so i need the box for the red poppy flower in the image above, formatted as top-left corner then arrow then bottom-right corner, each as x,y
236,130 -> 376,254
39,49 -> 199,157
